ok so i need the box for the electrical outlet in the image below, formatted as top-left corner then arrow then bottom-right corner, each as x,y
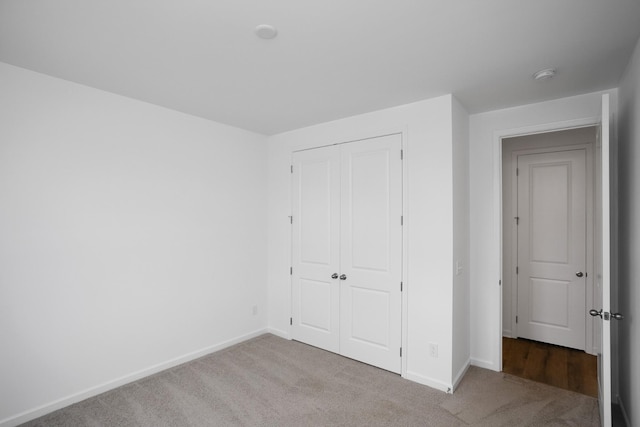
252,305 -> 258,315
429,343 -> 438,358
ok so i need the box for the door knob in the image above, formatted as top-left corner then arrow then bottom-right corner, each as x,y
339,274 -> 347,280
611,312 -> 624,320
331,273 -> 339,279
576,272 -> 584,277
589,309 -> 602,318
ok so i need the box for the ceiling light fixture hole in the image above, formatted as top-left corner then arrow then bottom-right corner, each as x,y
255,24 -> 278,40
533,68 -> 557,81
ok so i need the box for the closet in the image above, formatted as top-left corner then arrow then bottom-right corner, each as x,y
291,133 -> 403,373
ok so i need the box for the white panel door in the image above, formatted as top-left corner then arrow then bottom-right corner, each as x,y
593,94 -> 612,427
339,135 -> 402,373
517,149 -> 587,350
291,146 -> 341,353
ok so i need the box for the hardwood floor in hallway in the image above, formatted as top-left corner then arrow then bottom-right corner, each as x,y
502,337 -> 598,398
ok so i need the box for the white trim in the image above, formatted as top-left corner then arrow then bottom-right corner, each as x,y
267,327 -> 291,340
0,329 -> 269,427
403,371 -> 453,393
491,116 -> 601,371
452,359 -> 471,392
617,394 -> 631,427
470,357 -> 498,371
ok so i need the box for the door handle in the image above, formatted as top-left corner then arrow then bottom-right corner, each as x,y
331,273 -> 339,279
589,309 -> 624,321
340,274 -> 347,280
576,272 -> 584,277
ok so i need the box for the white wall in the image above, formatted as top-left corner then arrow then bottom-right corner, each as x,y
617,35 -> 640,427
266,95 -> 461,391
469,90 -> 617,371
0,63 -> 268,426
452,97 -> 470,386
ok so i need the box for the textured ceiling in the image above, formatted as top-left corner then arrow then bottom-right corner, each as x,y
1,0 -> 639,135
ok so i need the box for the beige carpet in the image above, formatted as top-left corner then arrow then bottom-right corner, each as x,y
22,334 -> 599,426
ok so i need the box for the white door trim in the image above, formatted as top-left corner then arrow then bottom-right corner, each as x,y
502,135 -> 596,354
491,117 -> 600,371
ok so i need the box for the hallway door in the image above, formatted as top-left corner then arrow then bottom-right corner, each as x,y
517,149 -> 587,350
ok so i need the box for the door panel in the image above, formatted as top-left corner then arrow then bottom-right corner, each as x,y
340,135 -> 402,373
517,149 -> 586,350
594,93 -> 612,426
291,146 -> 340,353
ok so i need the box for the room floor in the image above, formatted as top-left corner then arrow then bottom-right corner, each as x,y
21,334 -> 599,426
502,337 -> 598,397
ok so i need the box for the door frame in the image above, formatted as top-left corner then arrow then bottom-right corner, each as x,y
492,117 -> 601,371
288,128 -> 408,377
502,134 -> 596,353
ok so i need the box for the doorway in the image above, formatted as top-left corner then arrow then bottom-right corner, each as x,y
501,126 -> 599,391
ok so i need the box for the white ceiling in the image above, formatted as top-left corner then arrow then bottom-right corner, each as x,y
1,0 -> 639,135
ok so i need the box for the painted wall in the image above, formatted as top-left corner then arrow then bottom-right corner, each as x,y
468,89 -> 617,372
452,97 -> 471,386
0,63 -> 268,426
266,95 -> 462,391
617,35 -> 640,427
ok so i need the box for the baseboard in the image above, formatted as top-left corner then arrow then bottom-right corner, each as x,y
470,357 -> 499,371
266,327 -> 290,340
452,359 -> 471,392
0,328 -> 269,427
403,370 -> 453,393
618,394 -> 631,427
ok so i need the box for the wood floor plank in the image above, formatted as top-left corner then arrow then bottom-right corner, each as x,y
502,337 -> 597,397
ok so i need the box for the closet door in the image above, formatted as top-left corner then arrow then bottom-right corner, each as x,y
291,146 -> 341,353
339,134 -> 402,373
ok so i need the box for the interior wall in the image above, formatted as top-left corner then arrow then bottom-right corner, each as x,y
266,95 -> 459,391
452,97 -> 471,386
469,89 -> 618,372
617,35 -> 640,427
0,63 -> 268,426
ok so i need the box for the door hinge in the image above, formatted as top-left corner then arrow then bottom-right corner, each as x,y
400,281 -> 403,292
515,216 -> 519,225
290,165 -> 293,174
400,347 -> 402,357
290,317 -> 293,325
400,149 -> 404,160
516,167 -> 519,176
290,267 -> 292,275
516,316 -> 518,324
289,215 -> 293,224
499,280 -> 502,286
401,216 -> 404,226
516,266 -> 519,274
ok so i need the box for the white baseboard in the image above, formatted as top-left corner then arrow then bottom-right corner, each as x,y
0,328 -> 269,427
470,357 -> 499,371
266,327 -> 290,340
452,359 -> 471,392
403,370 -> 453,393
617,394 -> 631,427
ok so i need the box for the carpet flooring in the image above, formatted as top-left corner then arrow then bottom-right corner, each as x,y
22,334 -> 600,426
